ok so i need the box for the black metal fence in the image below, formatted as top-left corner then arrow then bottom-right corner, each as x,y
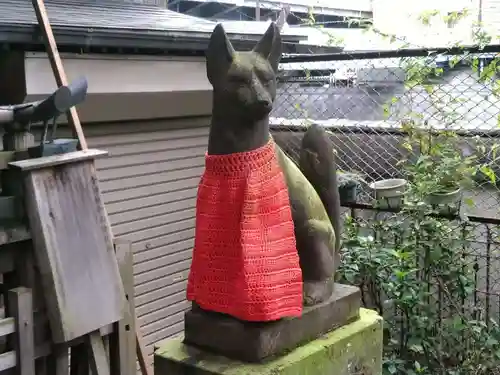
270,44 -> 500,373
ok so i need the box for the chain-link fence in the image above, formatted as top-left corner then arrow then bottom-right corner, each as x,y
272,45 -> 500,224
271,46 -> 500,373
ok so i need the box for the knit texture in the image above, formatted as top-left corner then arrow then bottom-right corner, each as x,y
187,141 -> 303,321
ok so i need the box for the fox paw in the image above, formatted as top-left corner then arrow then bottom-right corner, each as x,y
303,279 -> 334,306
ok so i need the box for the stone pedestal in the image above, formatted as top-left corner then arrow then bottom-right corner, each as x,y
154,308 -> 383,375
184,284 -> 361,362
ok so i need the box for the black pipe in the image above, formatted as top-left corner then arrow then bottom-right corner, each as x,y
281,44 -> 500,63
342,202 -> 500,225
270,123 -> 500,139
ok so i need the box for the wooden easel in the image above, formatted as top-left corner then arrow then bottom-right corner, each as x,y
16,1 -> 153,374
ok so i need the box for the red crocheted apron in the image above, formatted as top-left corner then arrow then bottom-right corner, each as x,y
187,141 -> 303,321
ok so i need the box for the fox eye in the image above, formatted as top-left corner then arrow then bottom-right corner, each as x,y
261,78 -> 273,85
256,71 -> 274,84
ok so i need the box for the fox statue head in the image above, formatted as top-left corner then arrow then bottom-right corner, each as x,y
206,22 -> 282,155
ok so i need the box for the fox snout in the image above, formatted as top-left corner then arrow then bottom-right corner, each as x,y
257,98 -> 272,110
253,88 -> 273,111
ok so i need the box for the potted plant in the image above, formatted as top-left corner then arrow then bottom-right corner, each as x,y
337,171 -> 364,204
401,122 -> 485,214
369,178 -> 407,209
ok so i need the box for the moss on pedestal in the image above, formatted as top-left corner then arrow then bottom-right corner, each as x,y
154,308 -> 383,375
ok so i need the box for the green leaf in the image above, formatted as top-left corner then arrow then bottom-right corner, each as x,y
480,165 -> 496,184
486,337 -> 499,346
414,360 -> 422,372
495,349 -> 500,359
464,197 -> 474,206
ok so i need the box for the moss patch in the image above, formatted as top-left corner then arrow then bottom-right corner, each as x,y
155,308 -> 383,375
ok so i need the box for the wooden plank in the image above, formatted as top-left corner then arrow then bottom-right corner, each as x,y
100,324 -> 113,337
9,149 -> 108,172
115,240 -> 138,375
109,244 -> 126,375
108,240 -> 152,375
31,0 -> 88,150
87,332 -> 110,375
12,245 -> 47,319
0,317 -> 15,337
136,326 -> 152,375
0,225 -> 30,246
0,351 -> 16,371
22,160 -> 125,343
8,287 -> 35,375
3,132 -> 36,153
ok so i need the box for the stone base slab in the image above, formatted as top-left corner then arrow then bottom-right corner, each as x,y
154,308 -> 383,375
183,284 -> 361,362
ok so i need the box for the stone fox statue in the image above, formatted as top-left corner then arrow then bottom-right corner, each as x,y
186,22 -> 341,322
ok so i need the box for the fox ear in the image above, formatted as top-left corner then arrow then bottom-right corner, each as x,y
252,22 -> 282,73
206,24 -> 235,85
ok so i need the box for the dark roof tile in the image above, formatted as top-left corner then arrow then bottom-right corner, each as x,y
0,0 -> 304,51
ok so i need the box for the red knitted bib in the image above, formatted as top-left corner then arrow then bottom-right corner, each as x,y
186,141 -> 303,321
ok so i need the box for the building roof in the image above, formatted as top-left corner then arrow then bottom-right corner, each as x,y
193,0 -> 372,17
0,0 -> 304,53
216,20 -> 305,38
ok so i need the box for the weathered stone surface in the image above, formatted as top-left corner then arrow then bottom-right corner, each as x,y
183,284 -> 361,362
155,308 -> 383,375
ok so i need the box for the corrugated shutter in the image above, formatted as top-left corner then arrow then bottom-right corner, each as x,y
83,117 -> 209,366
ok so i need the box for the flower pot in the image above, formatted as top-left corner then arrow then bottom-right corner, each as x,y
338,184 -> 358,205
369,178 -> 407,209
426,188 -> 462,215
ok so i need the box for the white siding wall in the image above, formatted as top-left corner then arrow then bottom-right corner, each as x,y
81,117 -> 209,368
481,0 -> 500,36
372,0 -> 478,47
